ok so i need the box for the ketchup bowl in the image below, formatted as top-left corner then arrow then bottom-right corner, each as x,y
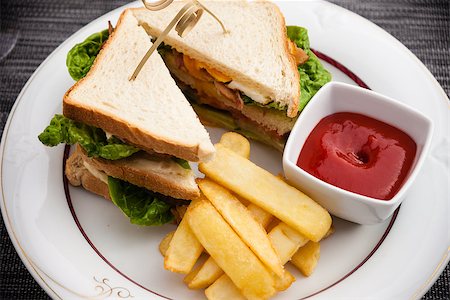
283,82 -> 433,224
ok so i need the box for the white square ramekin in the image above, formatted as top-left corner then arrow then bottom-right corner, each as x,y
283,82 -> 433,224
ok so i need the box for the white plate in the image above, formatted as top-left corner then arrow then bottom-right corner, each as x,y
1,1 -> 449,299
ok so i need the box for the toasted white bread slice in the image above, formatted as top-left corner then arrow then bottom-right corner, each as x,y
66,166 -> 110,200
132,0 -> 300,117
66,145 -> 200,201
63,9 -> 215,162
66,148 -> 112,200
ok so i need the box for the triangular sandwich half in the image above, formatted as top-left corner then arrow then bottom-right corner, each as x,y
64,9 -> 215,163
39,9 -> 215,225
132,0 -> 305,150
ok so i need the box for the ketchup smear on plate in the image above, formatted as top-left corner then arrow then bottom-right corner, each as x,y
297,112 -> 416,200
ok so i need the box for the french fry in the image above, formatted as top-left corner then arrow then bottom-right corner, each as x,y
186,253 -> 296,293
198,179 -> 284,277
185,202 -> 273,289
201,222 -> 303,295
186,256 -> 223,289
199,144 -> 332,242
205,271 -> 295,299
205,274 -> 246,300
268,225 -> 301,264
234,193 -> 250,206
247,203 -> 273,229
273,269 -> 295,291
187,199 -> 276,300
323,225 -> 335,239
265,219 -> 281,233
159,231 -> 174,257
185,239 -> 298,293
290,241 -> 320,277
183,263 -> 202,285
164,199 -> 203,274
277,222 -> 309,247
202,223 -> 302,295
219,132 -> 250,159
266,223 -> 309,291
161,133 -> 333,299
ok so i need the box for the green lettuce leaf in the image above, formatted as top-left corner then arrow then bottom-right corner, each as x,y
66,29 -> 109,81
191,104 -> 285,151
241,94 -> 286,111
286,26 -> 310,50
38,114 -> 139,160
287,26 -> 332,112
172,157 -> 191,170
298,49 -> 332,111
108,177 -> 174,226
242,26 -> 331,112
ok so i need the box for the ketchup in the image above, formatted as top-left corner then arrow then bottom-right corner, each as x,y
297,112 -> 416,200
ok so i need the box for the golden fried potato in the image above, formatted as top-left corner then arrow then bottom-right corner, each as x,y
268,225 -> 301,264
323,225 -> 335,239
186,201 -> 273,290
290,241 -> 320,277
187,199 -> 276,300
159,231 -> 175,257
246,203 -> 273,229
205,275 -> 246,300
160,132 -> 333,299
219,132 -> 250,159
198,179 -> 284,276
186,257 -> 223,289
183,262 -> 201,285
164,199 -> 203,274
199,144 -> 332,242
273,269 -> 295,291
277,222 -> 309,247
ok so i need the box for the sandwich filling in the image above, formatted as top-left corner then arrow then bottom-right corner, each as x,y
157,26 -> 331,151
38,114 -> 191,169
66,148 -> 189,226
38,114 -> 197,226
83,160 -> 108,184
161,48 -> 297,150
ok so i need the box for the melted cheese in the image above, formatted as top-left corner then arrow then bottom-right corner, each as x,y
83,161 -> 108,184
127,157 -> 190,177
83,157 -> 191,185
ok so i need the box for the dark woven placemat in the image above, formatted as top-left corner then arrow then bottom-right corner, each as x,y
0,1 -> 448,299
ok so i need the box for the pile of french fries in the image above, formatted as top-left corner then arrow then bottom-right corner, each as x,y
159,132 -> 333,300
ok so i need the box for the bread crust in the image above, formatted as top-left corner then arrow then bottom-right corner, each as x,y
66,145 -> 199,202
63,98 -> 208,162
88,156 -> 198,200
272,3 -> 300,118
65,147 -> 112,200
63,9 -> 214,163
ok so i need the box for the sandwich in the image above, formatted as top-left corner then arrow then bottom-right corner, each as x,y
38,9 -> 215,225
131,0 -> 332,151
